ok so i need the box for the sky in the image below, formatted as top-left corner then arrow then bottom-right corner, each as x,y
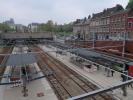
0,0 -> 129,25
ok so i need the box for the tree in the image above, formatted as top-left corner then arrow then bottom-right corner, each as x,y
0,23 -> 13,32
62,23 -> 73,33
45,20 -> 54,32
38,20 -> 74,37
126,0 -> 133,9
38,20 -> 55,32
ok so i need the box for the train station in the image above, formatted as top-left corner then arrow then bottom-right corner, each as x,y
0,0 -> 133,100
0,31 -> 133,100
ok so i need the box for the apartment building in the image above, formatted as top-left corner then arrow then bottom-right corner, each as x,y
73,5 -> 133,40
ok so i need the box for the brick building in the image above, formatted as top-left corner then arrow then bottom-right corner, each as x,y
109,9 -> 133,40
73,5 -> 133,40
73,17 -> 90,40
127,10 -> 133,39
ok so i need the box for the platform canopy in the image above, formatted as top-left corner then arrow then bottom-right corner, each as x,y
6,53 -> 37,66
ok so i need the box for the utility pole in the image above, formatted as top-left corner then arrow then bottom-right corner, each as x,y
93,33 -> 95,49
122,32 -> 126,57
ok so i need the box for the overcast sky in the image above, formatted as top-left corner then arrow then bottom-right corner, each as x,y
0,0 -> 129,25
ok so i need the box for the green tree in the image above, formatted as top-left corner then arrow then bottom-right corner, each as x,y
38,20 -> 55,32
0,23 -> 13,32
38,23 -> 46,32
126,0 -> 133,9
62,23 -> 73,32
38,20 -> 74,36
45,20 -> 54,32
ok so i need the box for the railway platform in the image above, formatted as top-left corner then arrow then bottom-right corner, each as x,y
0,63 -> 58,100
1,80 -> 58,100
40,45 -> 133,100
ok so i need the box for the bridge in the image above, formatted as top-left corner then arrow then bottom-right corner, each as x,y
0,32 -> 54,46
0,32 -> 54,40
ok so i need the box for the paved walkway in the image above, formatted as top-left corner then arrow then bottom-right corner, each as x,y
40,45 -> 133,100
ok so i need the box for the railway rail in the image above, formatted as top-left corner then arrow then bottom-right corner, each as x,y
32,46 -> 116,100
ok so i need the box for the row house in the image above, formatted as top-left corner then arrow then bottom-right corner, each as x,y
90,13 -> 110,40
73,4 -> 133,40
110,9 -> 133,40
127,17 -> 133,39
87,4 -> 125,40
73,18 -> 90,40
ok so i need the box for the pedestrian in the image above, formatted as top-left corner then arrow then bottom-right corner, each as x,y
97,65 -> 100,70
111,70 -> 115,77
121,71 -> 128,82
105,67 -> 107,72
107,68 -> 110,77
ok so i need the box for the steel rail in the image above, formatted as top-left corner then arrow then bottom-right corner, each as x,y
37,46 -> 115,100
34,48 -> 72,100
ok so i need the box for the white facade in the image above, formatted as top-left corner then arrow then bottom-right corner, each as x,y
28,23 -> 39,33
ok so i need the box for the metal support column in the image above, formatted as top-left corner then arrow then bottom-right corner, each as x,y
121,70 -> 128,96
22,74 -> 28,97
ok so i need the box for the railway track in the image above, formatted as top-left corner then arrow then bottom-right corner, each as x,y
32,46 -> 116,100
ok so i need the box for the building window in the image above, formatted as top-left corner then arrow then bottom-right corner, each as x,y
128,22 -> 132,28
114,24 -> 117,27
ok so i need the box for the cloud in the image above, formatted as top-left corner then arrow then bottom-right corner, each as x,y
0,0 -> 129,25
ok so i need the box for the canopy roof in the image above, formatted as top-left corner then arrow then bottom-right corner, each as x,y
6,53 -> 37,66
